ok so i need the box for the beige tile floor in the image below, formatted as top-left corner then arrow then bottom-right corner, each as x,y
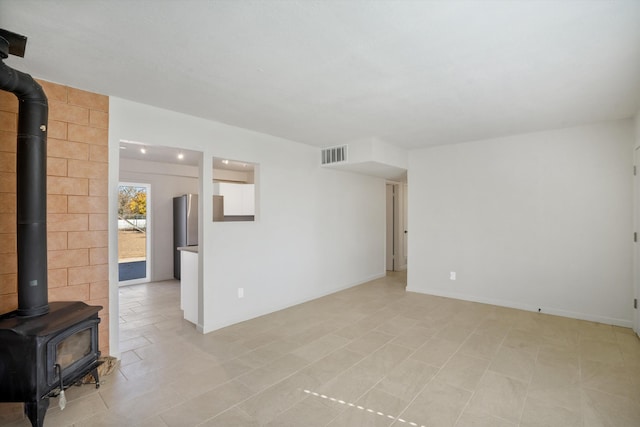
2,271 -> 640,426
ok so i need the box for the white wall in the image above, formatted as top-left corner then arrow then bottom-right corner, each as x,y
109,98 -> 385,346
208,163 -> 384,331
120,158 -> 199,281
408,120 -> 634,326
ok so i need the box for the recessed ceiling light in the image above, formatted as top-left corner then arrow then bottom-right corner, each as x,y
140,148 -> 147,154
178,153 -> 184,160
222,159 -> 229,165
120,146 -> 127,150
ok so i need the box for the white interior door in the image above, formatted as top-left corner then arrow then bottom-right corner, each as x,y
635,149 -> 640,335
402,183 -> 408,268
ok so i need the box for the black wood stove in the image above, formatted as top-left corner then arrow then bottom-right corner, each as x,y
0,302 -> 102,426
0,30 -> 103,427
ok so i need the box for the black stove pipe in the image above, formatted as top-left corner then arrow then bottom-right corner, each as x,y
0,36 -> 49,317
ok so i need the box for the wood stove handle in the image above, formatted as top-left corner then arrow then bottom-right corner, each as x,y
54,364 -> 67,410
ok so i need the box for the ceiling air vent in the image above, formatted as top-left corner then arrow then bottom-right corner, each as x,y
321,145 -> 348,165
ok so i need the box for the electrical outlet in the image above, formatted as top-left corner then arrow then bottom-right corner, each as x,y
238,288 -> 244,298
449,272 -> 456,281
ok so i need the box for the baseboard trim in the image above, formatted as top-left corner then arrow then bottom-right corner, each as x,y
406,286 -> 633,328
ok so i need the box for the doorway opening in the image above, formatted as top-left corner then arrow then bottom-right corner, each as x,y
634,148 -> 640,337
386,182 -> 408,273
118,182 -> 151,285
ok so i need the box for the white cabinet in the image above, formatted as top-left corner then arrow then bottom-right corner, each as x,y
241,184 -> 255,215
213,183 -> 255,216
180,248 -> 198,324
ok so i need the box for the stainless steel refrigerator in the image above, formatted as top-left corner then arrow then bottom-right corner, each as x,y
173,194 -> 198,279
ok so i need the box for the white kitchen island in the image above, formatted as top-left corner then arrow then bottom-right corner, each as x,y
177,246 -> 198,324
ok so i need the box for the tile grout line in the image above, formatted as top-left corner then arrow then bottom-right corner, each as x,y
372,317 -> 492,427
194,316 -> 398,425
315,307 -> 468,425
449,318 -> 514,427
515,342 -> 541,426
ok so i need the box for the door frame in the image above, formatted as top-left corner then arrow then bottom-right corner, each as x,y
386,181 -> 407,272
634,149 -> 640,336
117,181 -> 151,286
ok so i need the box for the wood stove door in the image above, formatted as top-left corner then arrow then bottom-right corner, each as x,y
46,318 -> 100,390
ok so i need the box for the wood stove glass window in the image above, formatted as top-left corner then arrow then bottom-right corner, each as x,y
56,328 -> 91,370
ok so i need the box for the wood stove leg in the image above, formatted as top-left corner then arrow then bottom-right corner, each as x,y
24,398 -> 49,427
90,367 -> 101,388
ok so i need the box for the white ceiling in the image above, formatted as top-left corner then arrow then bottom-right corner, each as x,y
119,141 -> 255,173
119,140 -> 201,166
2,0 -> 639,150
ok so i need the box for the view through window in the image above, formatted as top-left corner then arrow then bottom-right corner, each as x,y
118,183 -> 149,283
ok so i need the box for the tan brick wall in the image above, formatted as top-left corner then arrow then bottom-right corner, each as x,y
0,80 -> 109,355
